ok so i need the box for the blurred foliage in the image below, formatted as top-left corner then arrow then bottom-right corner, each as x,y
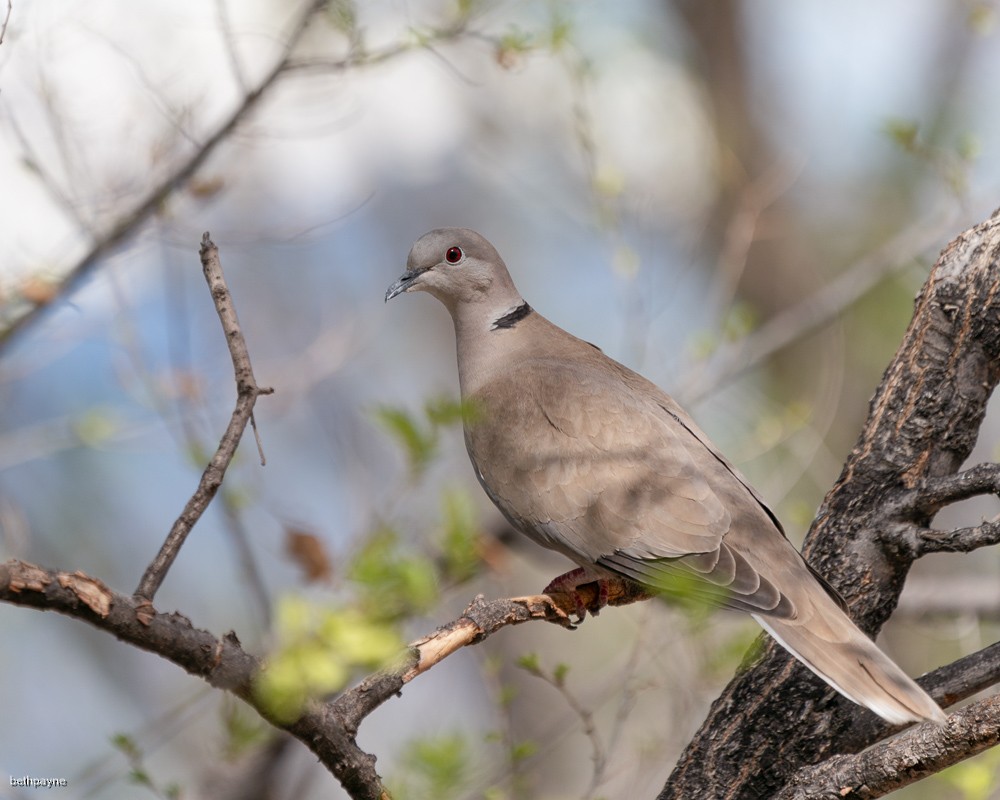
348,524 -> 440,622
256,410 -> 489,727
219,697 -> 272,760
389,733 -> 472,800
882,117 -> 978,196
373,396 -> 478,480
254,598 -> 402,723
110,733 -> 182,800
438,488 -> 481,584
932,747 -> 1000,800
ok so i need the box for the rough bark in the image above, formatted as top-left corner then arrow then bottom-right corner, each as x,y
661,210 -> 1000,798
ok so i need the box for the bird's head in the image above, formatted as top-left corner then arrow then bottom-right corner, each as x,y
385,228 -> 521,316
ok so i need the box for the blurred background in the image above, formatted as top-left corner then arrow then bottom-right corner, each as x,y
2,1 -> 1000,798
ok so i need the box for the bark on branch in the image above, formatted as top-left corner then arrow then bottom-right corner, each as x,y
134,234 -> 272,601
661,210 -> 1000,799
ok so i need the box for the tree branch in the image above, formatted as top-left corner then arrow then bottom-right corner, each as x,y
0,0 -> 329,350
911,518 -> 1000,555
891,462 -> 1000,517
835,639 -> 1000,753
775,693 -> 1000,800
135,234 -> 272,601
0,557 -> 647,800
662,210 -> 1000,799
0,5 -> 481,352
0,0 -> 11,46
333,579 -> 650,735
0,558 -> 390,800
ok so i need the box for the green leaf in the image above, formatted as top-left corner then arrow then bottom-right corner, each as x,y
510,739 -> 538,763
73,407 -> 119,447
128,768 -> 152,787
883,118 -> 920,152
326,0 -> 356,35
110,733 -> 140,759
398,733 -> 470,800
318,608 -> 402,667
373,406 -> 438,477
424,395 -> 478,427
515,653 -> 541,675
221,699 -> 270,759
255,597 -> 404,723
439,489 -> 481,583
348,526 -> 439,621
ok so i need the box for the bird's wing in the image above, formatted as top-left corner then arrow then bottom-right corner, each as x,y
466,352 -> 812,617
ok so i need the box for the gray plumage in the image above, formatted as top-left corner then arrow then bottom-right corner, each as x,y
386,227 -> 945,726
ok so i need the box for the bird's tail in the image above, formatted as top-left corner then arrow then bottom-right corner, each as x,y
752,601 -> 946,726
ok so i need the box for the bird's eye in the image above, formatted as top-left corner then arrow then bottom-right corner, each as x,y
445,246 -> 464,264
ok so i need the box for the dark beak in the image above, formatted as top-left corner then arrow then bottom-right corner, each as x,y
384,268 -> 427,302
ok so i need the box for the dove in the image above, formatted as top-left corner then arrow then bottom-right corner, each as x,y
385,227 -> 945,725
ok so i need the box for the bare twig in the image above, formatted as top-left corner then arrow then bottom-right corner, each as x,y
0,0 -> 328,351
0,0 -> 11,45
678,208 -> 961,404
1,7 -> 483,352
215,0 -> 248,92
518,658 -> 608,800
134,235 -> 272,601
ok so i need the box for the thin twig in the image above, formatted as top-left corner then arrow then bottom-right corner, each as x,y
0,0 -> 11,45
678,207 -> 961,404
215,0 -> 248,92
134,234 -> 272,601
518,659 -> 608,800
0,0 -> 329,351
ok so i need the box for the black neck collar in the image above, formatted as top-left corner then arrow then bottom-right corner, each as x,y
492,302 -> 533,330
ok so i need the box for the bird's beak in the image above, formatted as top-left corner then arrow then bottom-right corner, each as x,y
384,267 -> 427,302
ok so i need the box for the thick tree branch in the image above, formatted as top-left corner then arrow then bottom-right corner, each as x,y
775,693 -> 1000,800
662,210 -> 1000,799
837,640 -> 1000,753
0,559 -> 389,800
135,235 -> 272,601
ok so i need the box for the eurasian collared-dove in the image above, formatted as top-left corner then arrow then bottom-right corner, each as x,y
385,227 -> 945,725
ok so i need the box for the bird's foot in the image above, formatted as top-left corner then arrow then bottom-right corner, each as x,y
543,568 -> 609,622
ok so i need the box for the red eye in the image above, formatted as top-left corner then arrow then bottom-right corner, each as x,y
445,246 -> 464,264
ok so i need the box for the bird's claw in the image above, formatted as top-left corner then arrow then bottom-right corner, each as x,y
542,568 -> 610,622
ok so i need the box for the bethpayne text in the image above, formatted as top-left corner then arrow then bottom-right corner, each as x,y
9,776 -> 68,788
